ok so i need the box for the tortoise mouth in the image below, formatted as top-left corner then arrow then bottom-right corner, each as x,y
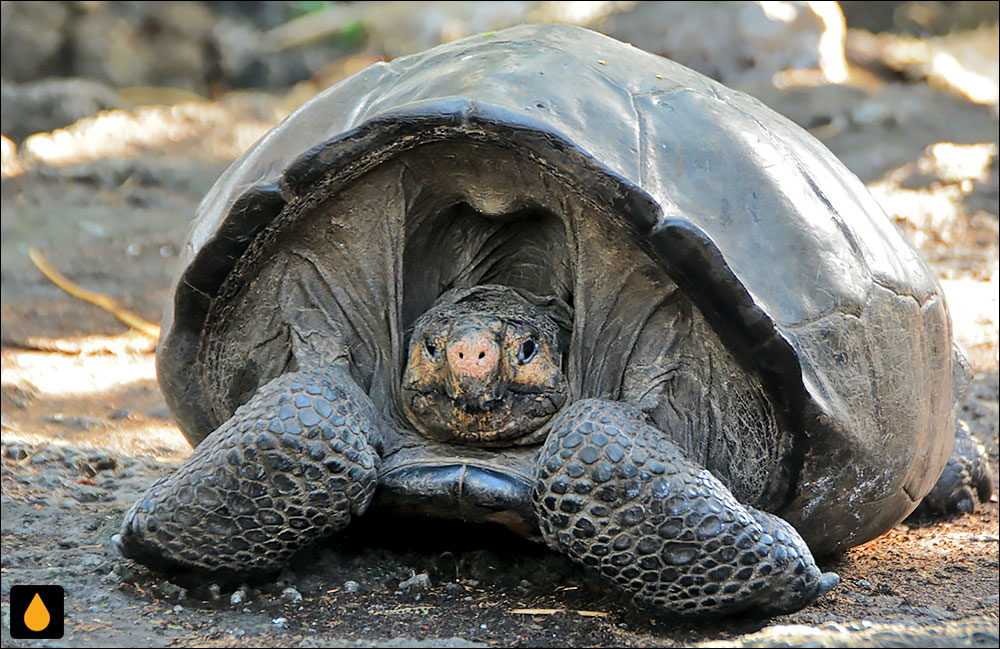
401,386 -> 567,447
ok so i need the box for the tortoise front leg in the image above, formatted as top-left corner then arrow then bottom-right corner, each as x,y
533,399 -> 838,616
115,368 -> 380,575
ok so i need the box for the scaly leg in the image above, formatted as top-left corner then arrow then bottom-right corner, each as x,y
116,368 -> 380,575
533,399 -> 838,616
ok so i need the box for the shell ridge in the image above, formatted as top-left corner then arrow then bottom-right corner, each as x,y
783,279 -> 929,331
737,105 -> 876,286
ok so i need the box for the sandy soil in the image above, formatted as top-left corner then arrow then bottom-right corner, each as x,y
2,50 -> 998,649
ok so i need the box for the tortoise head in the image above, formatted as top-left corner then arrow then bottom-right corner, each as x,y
401,285 -> 569,446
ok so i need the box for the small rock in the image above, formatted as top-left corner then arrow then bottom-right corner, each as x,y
281,586 -> 303,603
43,413 -> 101,430
343,580 -> 360,594
465,579 -> 480,588
272,616 -> 289,629
30,447 -> 63,464
172,604 -> 184,613
444,582 -> 464,596
230,586 -> 249,607
856,579 -> 873,589
115,563 -> 142,584
147,405 -> 172,420
79,554 -> 106,572
398,572 -> 432,592
83,451 -> 118,472
913,605 -> 954,621
208,584 -> 222,600
161,582 -> 187,600
4,444 -> 29,460
108,408 -> 132,420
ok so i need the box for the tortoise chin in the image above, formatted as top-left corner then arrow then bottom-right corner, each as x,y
402,387 -> 568,446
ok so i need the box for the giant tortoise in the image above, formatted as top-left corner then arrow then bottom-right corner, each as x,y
115,24 -> 991,616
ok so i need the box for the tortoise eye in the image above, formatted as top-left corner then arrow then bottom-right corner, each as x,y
517,338 -> 538,364
424,338 -> 440,361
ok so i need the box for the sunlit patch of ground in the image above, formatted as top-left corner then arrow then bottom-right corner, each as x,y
1,336 -> 190,461
941,274 -> 1000,372
868,141 -> 997,250
1,98 -> 284,178
848,23 -> 1000,109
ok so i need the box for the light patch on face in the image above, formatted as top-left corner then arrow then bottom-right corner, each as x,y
503,325 -> 563,392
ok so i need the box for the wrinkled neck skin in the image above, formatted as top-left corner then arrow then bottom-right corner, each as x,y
399,285 -> 570,447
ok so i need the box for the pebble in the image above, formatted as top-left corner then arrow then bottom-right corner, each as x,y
272,616 -> 289,629
208,584 -> 222,600
30,448 -> 64,464
172,605 -> 184,613
343,580 -> 360,593
398,572 -> 431,592
161,582 -> 187,600
230,587 -> 249,607
43,414 -> 102,430
281,586 -> 303,603
4,444 -> 29,460
147,405 -> 172,420
86,452 -> 118,471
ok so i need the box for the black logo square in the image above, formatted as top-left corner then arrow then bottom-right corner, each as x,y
10,585 -> 64,639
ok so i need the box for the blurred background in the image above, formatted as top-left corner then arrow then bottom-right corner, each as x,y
1,4 -> 997,646
2,1 -> 997,354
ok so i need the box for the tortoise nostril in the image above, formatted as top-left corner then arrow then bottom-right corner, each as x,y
448,334 -> 500,378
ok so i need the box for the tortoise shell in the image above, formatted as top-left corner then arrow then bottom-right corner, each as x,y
156,24 -> 960,556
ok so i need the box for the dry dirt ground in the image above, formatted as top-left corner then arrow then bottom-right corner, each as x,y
2,56 -> 999,649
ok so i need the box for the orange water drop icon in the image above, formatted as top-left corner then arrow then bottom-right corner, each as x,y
24,592 -> 51,632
